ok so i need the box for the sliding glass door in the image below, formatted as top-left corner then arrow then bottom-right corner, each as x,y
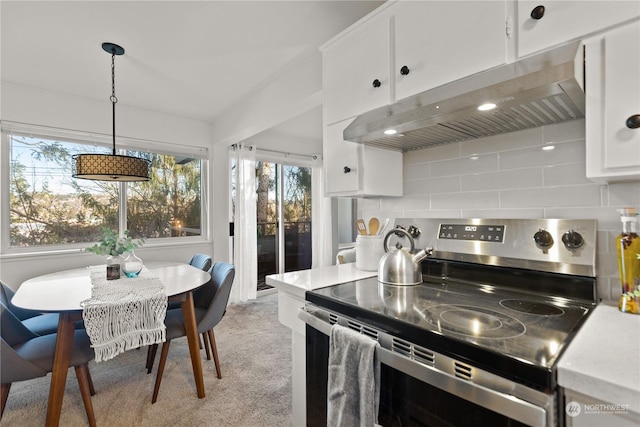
256,161 -> 312,290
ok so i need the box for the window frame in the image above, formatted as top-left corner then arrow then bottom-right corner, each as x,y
1,121 -> 210,256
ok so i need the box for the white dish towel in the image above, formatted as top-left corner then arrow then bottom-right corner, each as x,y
327,323 -> 380,427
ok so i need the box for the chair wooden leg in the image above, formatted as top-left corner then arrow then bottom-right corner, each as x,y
1,383 -> 11,420
75,364 -> 96,427
202,332 -> 212,360
208,329 -> 222,379
151,340 -> 171,404
146,344 -> 158,374
86,365 -> 96,396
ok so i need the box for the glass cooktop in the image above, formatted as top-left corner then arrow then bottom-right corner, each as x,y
306,276 -> 594,389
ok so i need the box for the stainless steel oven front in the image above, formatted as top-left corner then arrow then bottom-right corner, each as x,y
301,305 -> 558,427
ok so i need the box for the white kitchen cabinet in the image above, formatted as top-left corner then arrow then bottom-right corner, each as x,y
322,1 -> 507,197
585,21 -> 640,183
322,7 -> 392,126
324,118 -> 402,197
517,0 -> 640,58
394,1 -> 507,101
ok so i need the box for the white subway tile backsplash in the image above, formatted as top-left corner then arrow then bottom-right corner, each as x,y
544,207 -> 622,229
607,181 -> 640,207
543,118 -> 585,143
500,185 -> 601,208
461,208 -> 545,218
461,168 -> 542,191
403,209 -> 461,218
498,140 -> 585,171
544,163 -> 592,186
460,127 -> 541,155
404,163 -> 430,181
360,121 -> 638,304
404,176 -> 460,195
404,142 -> 461,166
380,195 -> 430,211
430,153 -> 498,177
431,190 -> 499,210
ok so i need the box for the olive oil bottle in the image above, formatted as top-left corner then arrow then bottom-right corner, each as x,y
617,208 -> 640,314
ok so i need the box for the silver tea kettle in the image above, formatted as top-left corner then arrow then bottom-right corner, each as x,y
378,228 -> 432,286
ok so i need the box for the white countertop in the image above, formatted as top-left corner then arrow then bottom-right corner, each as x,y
558,303 -> 640,414
265,263 -> 377,299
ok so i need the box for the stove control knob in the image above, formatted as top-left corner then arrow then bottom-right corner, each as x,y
533,229 -> 554,249
562,229 -> 584,250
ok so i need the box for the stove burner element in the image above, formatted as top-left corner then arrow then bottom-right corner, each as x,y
499,299 -> 565,316
422,304 -> 526,339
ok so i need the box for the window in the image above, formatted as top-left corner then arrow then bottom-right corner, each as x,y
5,129 -> 205,249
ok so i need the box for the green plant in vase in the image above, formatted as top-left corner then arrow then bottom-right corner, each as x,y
84,227 -> 145,279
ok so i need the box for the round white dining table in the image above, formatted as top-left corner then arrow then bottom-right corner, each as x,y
11,261 -> 211,427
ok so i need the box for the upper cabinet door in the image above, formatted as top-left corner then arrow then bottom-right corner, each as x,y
322,10 -> 391,125
517,0 -> 640,58
394,1 -> 507,101
586,21 -> 640,182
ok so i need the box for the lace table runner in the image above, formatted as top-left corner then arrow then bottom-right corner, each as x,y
82,266 -> 167,362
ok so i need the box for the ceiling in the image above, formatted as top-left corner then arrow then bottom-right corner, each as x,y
1,1 -> 384,141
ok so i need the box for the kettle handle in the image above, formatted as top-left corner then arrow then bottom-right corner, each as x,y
383,228 -> 415,253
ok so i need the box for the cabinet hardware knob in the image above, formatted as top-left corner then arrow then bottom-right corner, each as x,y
400,65 -> 410,76
530,5 -> 545,20
626,114 -> 640,129
372,79 -> 381,88
343,166 -> 351,173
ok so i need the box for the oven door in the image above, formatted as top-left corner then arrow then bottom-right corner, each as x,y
301,305 -> 558,427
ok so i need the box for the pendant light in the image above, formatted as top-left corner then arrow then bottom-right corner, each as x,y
72,42 -> 151,181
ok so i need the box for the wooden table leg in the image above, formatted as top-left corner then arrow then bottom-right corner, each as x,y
181,291 -> 205,398
46,311 -> 79,427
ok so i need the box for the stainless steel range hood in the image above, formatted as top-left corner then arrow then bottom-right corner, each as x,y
343,42 -> 585,152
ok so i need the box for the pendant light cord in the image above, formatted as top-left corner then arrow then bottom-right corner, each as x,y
110,49 -> 118,156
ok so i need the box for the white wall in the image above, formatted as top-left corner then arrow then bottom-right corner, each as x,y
358,119 -> 640,304
2,83 -> 213,147
0,83 -> 215,287
210,51 -> 322,147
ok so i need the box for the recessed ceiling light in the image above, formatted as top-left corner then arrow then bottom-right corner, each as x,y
542,145 -> 555,151
384,129 -> 398,135
478,103 -> 497,111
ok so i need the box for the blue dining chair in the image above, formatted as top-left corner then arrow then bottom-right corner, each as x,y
0,303 -> 97,425
166,254 -> 213,312
189,253 -> 213,272
147,262 -> 235,403
0,280 -> 60,336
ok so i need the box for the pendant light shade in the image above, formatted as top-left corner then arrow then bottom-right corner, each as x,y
73,42 -> 151,182
72,153 -> 151,181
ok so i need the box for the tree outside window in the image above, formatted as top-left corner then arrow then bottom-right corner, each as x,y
8,134 -> 202,247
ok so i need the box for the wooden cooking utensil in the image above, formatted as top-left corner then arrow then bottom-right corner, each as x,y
356,219 -> 367,235
368,217 -> 380,235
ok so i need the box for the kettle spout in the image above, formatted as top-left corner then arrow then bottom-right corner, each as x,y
412,247 -> 433,263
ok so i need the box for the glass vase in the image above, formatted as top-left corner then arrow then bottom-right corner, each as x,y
617,208 -> 640,314
106,255 -> 122,280
122,251 -> 143,278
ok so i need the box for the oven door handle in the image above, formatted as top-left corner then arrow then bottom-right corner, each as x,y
298,305 -> 333,334
299,306 -> 550,427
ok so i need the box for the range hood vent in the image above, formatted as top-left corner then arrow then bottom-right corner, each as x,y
343,42 -> 585,152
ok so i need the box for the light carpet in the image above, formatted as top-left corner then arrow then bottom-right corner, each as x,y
2,293 -> 293,427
